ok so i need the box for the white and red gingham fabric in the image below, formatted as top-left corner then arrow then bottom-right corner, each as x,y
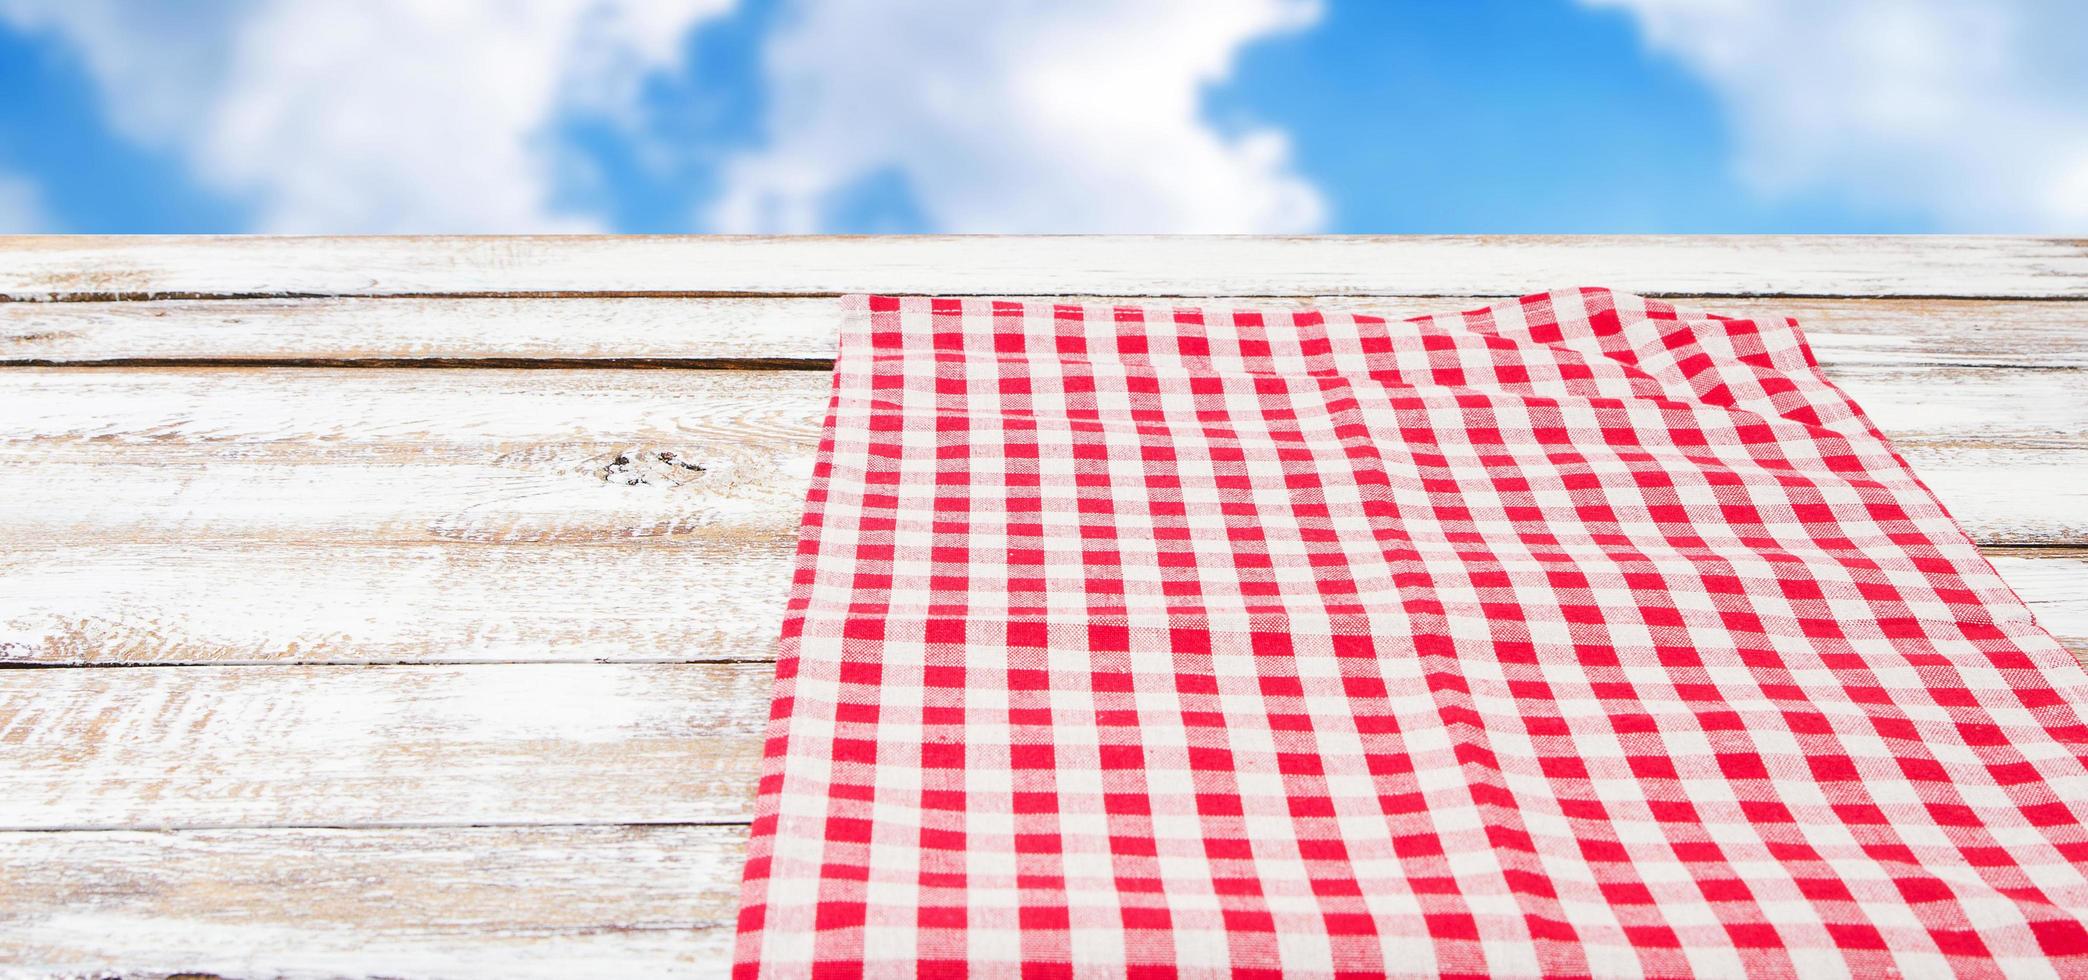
735,289 -> 2088,978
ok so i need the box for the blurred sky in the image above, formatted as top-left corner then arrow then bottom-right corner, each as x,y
0,0 -> 2083,234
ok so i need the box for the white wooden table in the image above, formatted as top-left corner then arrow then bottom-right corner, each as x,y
2,236 -> 2084,978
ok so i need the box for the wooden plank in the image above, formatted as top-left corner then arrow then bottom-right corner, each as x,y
0,367 -> 815,664
1991,551 -> 2088,649
0,663 -> 769,831
6,542 -> 2079,667
8,295 -> 2087,368
1909,463 -> 2088,544
3,367 -> 2083,665
1828,369 -> 2088,447
1,236 -> 2084,300
2,363 -> 2080,470
0,366 -> 827,542
5,637 -> 2085,835
3,542 -> 794,665
0,824 -> 744,979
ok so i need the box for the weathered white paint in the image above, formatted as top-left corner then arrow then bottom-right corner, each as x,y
2,235 -> 2084,299
0,363 -> 2076,474
2,527 -> 2078,668
1990,553 -> 2088,644
1,236 -> 2081,978
1,542 -> 793,665
0,824 -> 744,979
1909,464 -> 2088,544
0,663 -> 769,830
0,367 -> 2082,666
7,295 -> 2087,366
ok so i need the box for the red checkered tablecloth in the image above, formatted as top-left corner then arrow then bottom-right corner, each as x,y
735,290 -> 2088,978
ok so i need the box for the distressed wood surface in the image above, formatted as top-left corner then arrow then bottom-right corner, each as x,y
1,236 -> 2082,979
0,663 -> 769,830
1991,551 -> 2088,647
4,542 -> 794,666
7,295 -> 2088,367
0,825 -> 745,979
2,367 -> 2085,668
2,236 -> 2086,300
7,542 -> 2078,668
14,602 -> 2088,833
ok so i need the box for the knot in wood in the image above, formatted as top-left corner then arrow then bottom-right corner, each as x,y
602,448 -> 708,487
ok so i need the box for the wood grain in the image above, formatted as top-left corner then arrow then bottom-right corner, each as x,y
8,640 -> 2088,835
8,296 -> 2088,367
5,541 -> 2079,667
0,824 -> 744,979
2,236 -> 2084,300
2,367 -> 2083,666
2,236 -> 2083,979
2,363 -> 2079,473
0,663 -> 769,831
1991,551 -> 2088,648
3,542 -> 794,665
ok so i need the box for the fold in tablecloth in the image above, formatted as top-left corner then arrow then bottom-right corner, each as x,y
735,289 -> 2088,978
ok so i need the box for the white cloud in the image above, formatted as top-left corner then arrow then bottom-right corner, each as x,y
1587,0 -> 2088,231
0,173 -> 46,232
1,0 -> 732,232
7,0 -> 1323,233
707,0 -> 1327,233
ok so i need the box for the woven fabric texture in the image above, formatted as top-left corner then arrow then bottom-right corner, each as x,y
734,290 -> 2088,978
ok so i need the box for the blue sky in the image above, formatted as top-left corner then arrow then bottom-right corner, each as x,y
0,0 -> 2081,234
